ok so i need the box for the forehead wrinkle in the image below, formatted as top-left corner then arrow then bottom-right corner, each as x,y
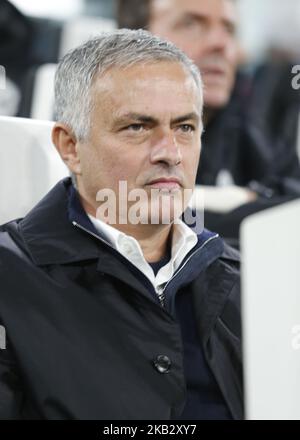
94,62 -> 198,91
91,65 -> 202,124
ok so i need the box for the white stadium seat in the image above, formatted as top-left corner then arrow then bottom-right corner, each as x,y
26,18 -> 115,121
59,17 -> 116,57
0,116 -> 68,224
241,199 -> 300,419
30,63 -> 57,121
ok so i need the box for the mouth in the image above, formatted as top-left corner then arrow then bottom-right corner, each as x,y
202,66 -> 227,83
203,67 -> 225,74
146,177 -> 182,191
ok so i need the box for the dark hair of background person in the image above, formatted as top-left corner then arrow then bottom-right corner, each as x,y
117,0 -> 152,29
0,0 -> 33,77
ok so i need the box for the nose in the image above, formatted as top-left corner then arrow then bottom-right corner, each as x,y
150,130 -> 182,167
203,27 -> 233,56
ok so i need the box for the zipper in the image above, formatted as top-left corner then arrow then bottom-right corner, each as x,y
155,234 -> 219,307
72,221 -> 116,251
72,220 -> 218,309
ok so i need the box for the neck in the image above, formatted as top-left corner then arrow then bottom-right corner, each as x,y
126,223 -> 172,263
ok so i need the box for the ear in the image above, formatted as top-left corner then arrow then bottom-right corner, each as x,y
52,123 -> 82,176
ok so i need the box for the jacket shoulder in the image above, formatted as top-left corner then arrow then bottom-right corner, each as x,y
219,241 -> 240,270
0,220 -> 31,263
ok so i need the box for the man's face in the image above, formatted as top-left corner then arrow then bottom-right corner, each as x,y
149,0 -> 239,109
76,62 -> 202,226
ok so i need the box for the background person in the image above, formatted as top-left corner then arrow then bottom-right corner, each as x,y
117,0 -> 300,245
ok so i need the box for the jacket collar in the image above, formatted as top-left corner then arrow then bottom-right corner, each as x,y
17,178 -> 225,274
18,178 -> 102,266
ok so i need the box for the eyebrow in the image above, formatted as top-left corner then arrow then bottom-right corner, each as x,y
179,12 -> 236,31
172,112 -> 200,125
114,112 -> 200,126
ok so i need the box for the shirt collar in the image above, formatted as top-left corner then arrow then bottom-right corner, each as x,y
88,214 -> 198,289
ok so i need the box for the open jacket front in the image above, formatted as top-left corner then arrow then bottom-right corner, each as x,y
0,178 -> 243,420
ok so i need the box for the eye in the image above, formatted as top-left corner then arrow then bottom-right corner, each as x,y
178,124 -> 195,133
181,17 -> 198,28
177,15 -> 204,31
224,22 -> 236,36
126,124 -> 145,132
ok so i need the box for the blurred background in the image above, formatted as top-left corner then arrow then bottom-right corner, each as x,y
1,0 -> 300,117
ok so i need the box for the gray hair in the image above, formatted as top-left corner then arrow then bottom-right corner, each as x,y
54,28 -> 202,141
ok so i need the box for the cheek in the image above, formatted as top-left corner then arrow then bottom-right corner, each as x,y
226,46 -> 239,72
108,164 -> 129,183
104,153 -> 142,187
181,41 -> 203,61
79,146 -> 111,190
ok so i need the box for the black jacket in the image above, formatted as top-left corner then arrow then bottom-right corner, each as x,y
0,179 -> 243,420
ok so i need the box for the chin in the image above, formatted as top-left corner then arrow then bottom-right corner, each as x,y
147,198 -> 185,226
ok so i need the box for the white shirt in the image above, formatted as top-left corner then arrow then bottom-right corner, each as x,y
88,215 -> 198,295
